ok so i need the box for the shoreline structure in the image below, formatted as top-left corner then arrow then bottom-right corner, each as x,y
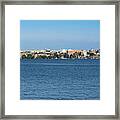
20,49 -> 100,59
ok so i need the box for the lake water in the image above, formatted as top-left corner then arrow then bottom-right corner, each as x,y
20,59 -> 100,100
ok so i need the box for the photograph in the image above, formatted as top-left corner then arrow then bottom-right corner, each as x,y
2,1 -> 118,118
20,20 -> 100,100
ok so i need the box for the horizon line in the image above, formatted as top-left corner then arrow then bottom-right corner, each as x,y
20,48 -> 100,51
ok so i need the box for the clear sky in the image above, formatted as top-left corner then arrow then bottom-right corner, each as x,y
20,20 -> 100,50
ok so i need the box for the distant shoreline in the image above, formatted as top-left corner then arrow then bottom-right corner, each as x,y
20,49 -> 100,59
20,58 -> 100,60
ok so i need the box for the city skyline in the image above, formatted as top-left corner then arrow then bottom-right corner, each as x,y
20,48 -> 100,51
20,48 -> 100,60
20,20 -> 100,50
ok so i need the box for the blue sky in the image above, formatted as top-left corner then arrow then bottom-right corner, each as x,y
20,20 -> 100,50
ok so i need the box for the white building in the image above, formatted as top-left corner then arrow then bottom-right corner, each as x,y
83,50 -> 87,57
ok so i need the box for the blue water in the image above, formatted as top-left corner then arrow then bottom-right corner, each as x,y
20,59 -> 100,100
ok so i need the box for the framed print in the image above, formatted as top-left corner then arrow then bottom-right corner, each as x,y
0,0 -> 120,119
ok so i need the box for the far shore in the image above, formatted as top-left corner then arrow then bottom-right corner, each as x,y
20,49 -> 100,60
